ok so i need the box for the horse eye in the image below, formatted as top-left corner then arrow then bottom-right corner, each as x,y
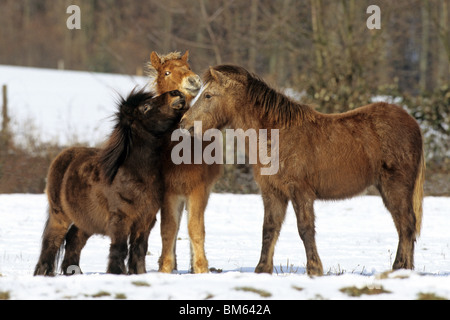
165,71 -> 171,76
142,104 -> 152,113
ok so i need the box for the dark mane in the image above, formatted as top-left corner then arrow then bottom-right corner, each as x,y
206,65 -> 316,126
99,88 -> 155,184
246,75 -> 316,126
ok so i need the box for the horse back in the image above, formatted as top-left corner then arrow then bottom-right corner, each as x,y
266,102 -> 422,200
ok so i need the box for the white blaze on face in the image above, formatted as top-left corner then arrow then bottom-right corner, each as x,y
190,82 -> 208,106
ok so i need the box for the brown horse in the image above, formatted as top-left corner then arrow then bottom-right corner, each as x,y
147,51 -> 222,273
180,65 -> 425,276
147,51 -> 202,104
34,89 -> 187,276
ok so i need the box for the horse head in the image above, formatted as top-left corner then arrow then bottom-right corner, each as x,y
147,51 -> 202,103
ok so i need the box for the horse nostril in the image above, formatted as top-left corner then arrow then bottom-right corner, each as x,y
179,117 -> 194,134
179,117 -> 186,129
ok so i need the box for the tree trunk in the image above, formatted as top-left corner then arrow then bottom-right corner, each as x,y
248,0 -> 259,72
419,0 -> 430,93
1,85 -> 10,151
200,0 -> 222,65
310,0 -> 325,85
162,0 -> 173,53
23,0 -> 33,66
437,0 -> 449,86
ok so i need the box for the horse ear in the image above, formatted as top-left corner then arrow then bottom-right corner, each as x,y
181,50 -> 189,62
209,67 -> 227,85
150,51 -> 161,69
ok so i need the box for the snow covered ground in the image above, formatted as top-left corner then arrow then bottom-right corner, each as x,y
0,193 -> 449,300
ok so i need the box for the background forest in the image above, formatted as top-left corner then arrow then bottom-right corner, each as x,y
0,0 -> 449,194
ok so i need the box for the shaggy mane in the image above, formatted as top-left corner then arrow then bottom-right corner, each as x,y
99,88 -> 155,184
247,76 -> 316,126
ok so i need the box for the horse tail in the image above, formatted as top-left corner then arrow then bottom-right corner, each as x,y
413,149 -> 425,236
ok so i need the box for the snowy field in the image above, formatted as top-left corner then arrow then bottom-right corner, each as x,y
0,65 -> 148,147
0,193 -> 449,300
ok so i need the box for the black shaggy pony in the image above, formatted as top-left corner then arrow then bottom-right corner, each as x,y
34,89 -> 187,276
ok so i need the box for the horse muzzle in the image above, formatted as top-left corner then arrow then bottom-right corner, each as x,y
179,116 -> 194,134
184,75 -> 202,97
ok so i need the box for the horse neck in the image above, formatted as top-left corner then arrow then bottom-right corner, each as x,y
231,104 -> 265,131
128,130 -> 162,165
244,99 -> 316,131
242,77 -> 317,129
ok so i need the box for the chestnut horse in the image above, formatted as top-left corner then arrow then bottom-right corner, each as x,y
147,51 -> 222,273
180,65 -> 425,276
34,89 -> 187,276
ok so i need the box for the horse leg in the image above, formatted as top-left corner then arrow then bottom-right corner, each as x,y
61,225 -> 91,275
255,188 -> 288,274
34,209 -> 71,276
378,177 -> 417,270
128,216 -> 156,274
172,200 -> 184,271
106,212 -> 131,274
159,194 -> 184,273
289,187 -> 323,276
187,186 -> 210,273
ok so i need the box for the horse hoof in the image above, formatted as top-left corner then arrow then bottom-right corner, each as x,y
193,263 -> 209,274
34,264 -> 55,277
306,262 -> 324,277
254,264 -> 273,274
107,265 -> 127,275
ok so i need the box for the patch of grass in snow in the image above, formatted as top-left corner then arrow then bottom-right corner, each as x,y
204,293 -> 215,300
274,259 -> 300,274
326,264 -> 368,276
132,280 -> 150,287
234,287 -> 272,298
339,285 -> 391,297
91,291 -> 111,298
326,264 -> 346,275
376,270 -> 411,280
417,292 -> 447,300
0,291 -> 10,300
89,291 -> 127,299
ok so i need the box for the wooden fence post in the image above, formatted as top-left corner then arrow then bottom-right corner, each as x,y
1,84 -> 10,150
